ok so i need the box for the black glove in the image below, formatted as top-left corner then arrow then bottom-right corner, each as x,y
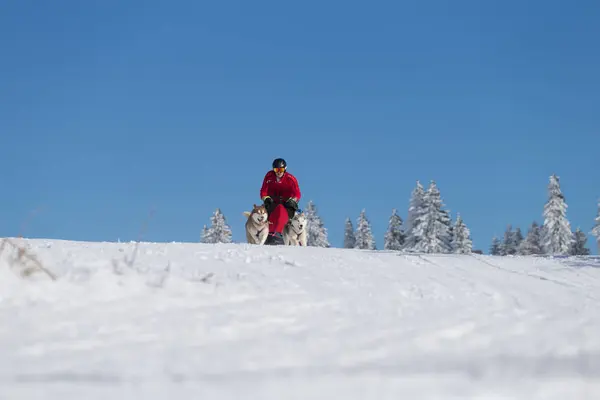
263,196 -> 274,211
284,198 -> 298,211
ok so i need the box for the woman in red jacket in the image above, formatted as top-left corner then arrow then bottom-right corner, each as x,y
260,158 -> 301,245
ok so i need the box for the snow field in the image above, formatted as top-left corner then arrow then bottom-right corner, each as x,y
1,238 -> 600,399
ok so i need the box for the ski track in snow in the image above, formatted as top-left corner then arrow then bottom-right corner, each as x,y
1,238 -> 600,399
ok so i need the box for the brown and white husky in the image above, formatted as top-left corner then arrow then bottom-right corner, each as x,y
242,204 -> 270,245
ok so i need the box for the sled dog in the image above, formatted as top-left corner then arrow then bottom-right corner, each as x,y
283,210 -> 307,246
243,204 -> 270,245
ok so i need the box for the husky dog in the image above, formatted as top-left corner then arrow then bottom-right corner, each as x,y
283,210 -> 307,246
243,204 -> 270,245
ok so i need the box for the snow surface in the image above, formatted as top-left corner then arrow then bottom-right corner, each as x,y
2,238 -> 600,399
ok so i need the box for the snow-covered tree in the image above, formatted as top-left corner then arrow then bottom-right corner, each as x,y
446,211 -> 454,249
517,221 -> 543,255
354,209 -> 376,250
542,174 -> 573,255
500,225 -> 517,255
490,236 -> 501,255
570,228 -> 590,255
451,213 -> 472,254
412,181 -> 452,253
383,208 -> 405,250
343,218 -> 356,249
403,181 -> 426,251
201,208 -> 232,244
514,227 -> 524,249
304,200 -> 329,247
592,199 -> 600,249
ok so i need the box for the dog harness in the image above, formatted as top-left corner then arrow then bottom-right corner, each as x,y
255,225 -> 268,239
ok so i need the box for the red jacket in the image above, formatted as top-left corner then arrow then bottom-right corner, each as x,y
260,171 -> 301,204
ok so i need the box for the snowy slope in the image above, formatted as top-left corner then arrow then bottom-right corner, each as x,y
1,238 -> 600,399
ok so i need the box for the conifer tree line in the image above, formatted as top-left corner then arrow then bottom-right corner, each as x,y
343,180 -> 472,253
489,174 -> 599,256
200,175 -> 600,255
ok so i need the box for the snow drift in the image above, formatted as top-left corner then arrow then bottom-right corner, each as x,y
1,238 -> 600,399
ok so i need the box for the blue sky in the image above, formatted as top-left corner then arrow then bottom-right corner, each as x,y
1,0 -> 599,253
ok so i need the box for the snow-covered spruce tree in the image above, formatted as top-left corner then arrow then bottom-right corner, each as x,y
570,228 -> 590,255
201,208 -> 232,244
403,180 -> 426,251
412,181 -> 452,253
517,221 -> 543,255
354,209 -> 376,250
443,208 -> 453,246
343,217 -> 356,249
542,174 -> 573,255
592,199 -> 600,250
304,200 -> 330,247
513,227 -> 524,250
384,208 -> 405,250
490,236 -> 501,255
200,225 -> 209,242
446,211 -> 454,249
451,213 -> 472,254
500,224 -> 517,255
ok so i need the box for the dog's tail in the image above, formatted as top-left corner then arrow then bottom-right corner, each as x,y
242,211 -> 251,217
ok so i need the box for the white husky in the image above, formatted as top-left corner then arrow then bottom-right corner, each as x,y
283,210 -> 307,246
242,204 -> 270,245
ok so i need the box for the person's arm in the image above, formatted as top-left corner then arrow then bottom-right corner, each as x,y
284,174 -> 301,211
289,174 -> 301,202
260,172 -> 272,201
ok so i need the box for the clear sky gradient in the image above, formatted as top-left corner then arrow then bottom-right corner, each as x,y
1,0 -> 599,253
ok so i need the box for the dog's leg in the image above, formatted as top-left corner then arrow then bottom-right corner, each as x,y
282,228 -> 290,246
257,228 -> 269,245
246,229 -> 258,245
300,231 -> 307,246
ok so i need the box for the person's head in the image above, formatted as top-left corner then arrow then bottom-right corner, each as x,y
272,158 -> 287,178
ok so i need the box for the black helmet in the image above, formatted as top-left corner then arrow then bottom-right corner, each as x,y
272,158 -> 287,169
